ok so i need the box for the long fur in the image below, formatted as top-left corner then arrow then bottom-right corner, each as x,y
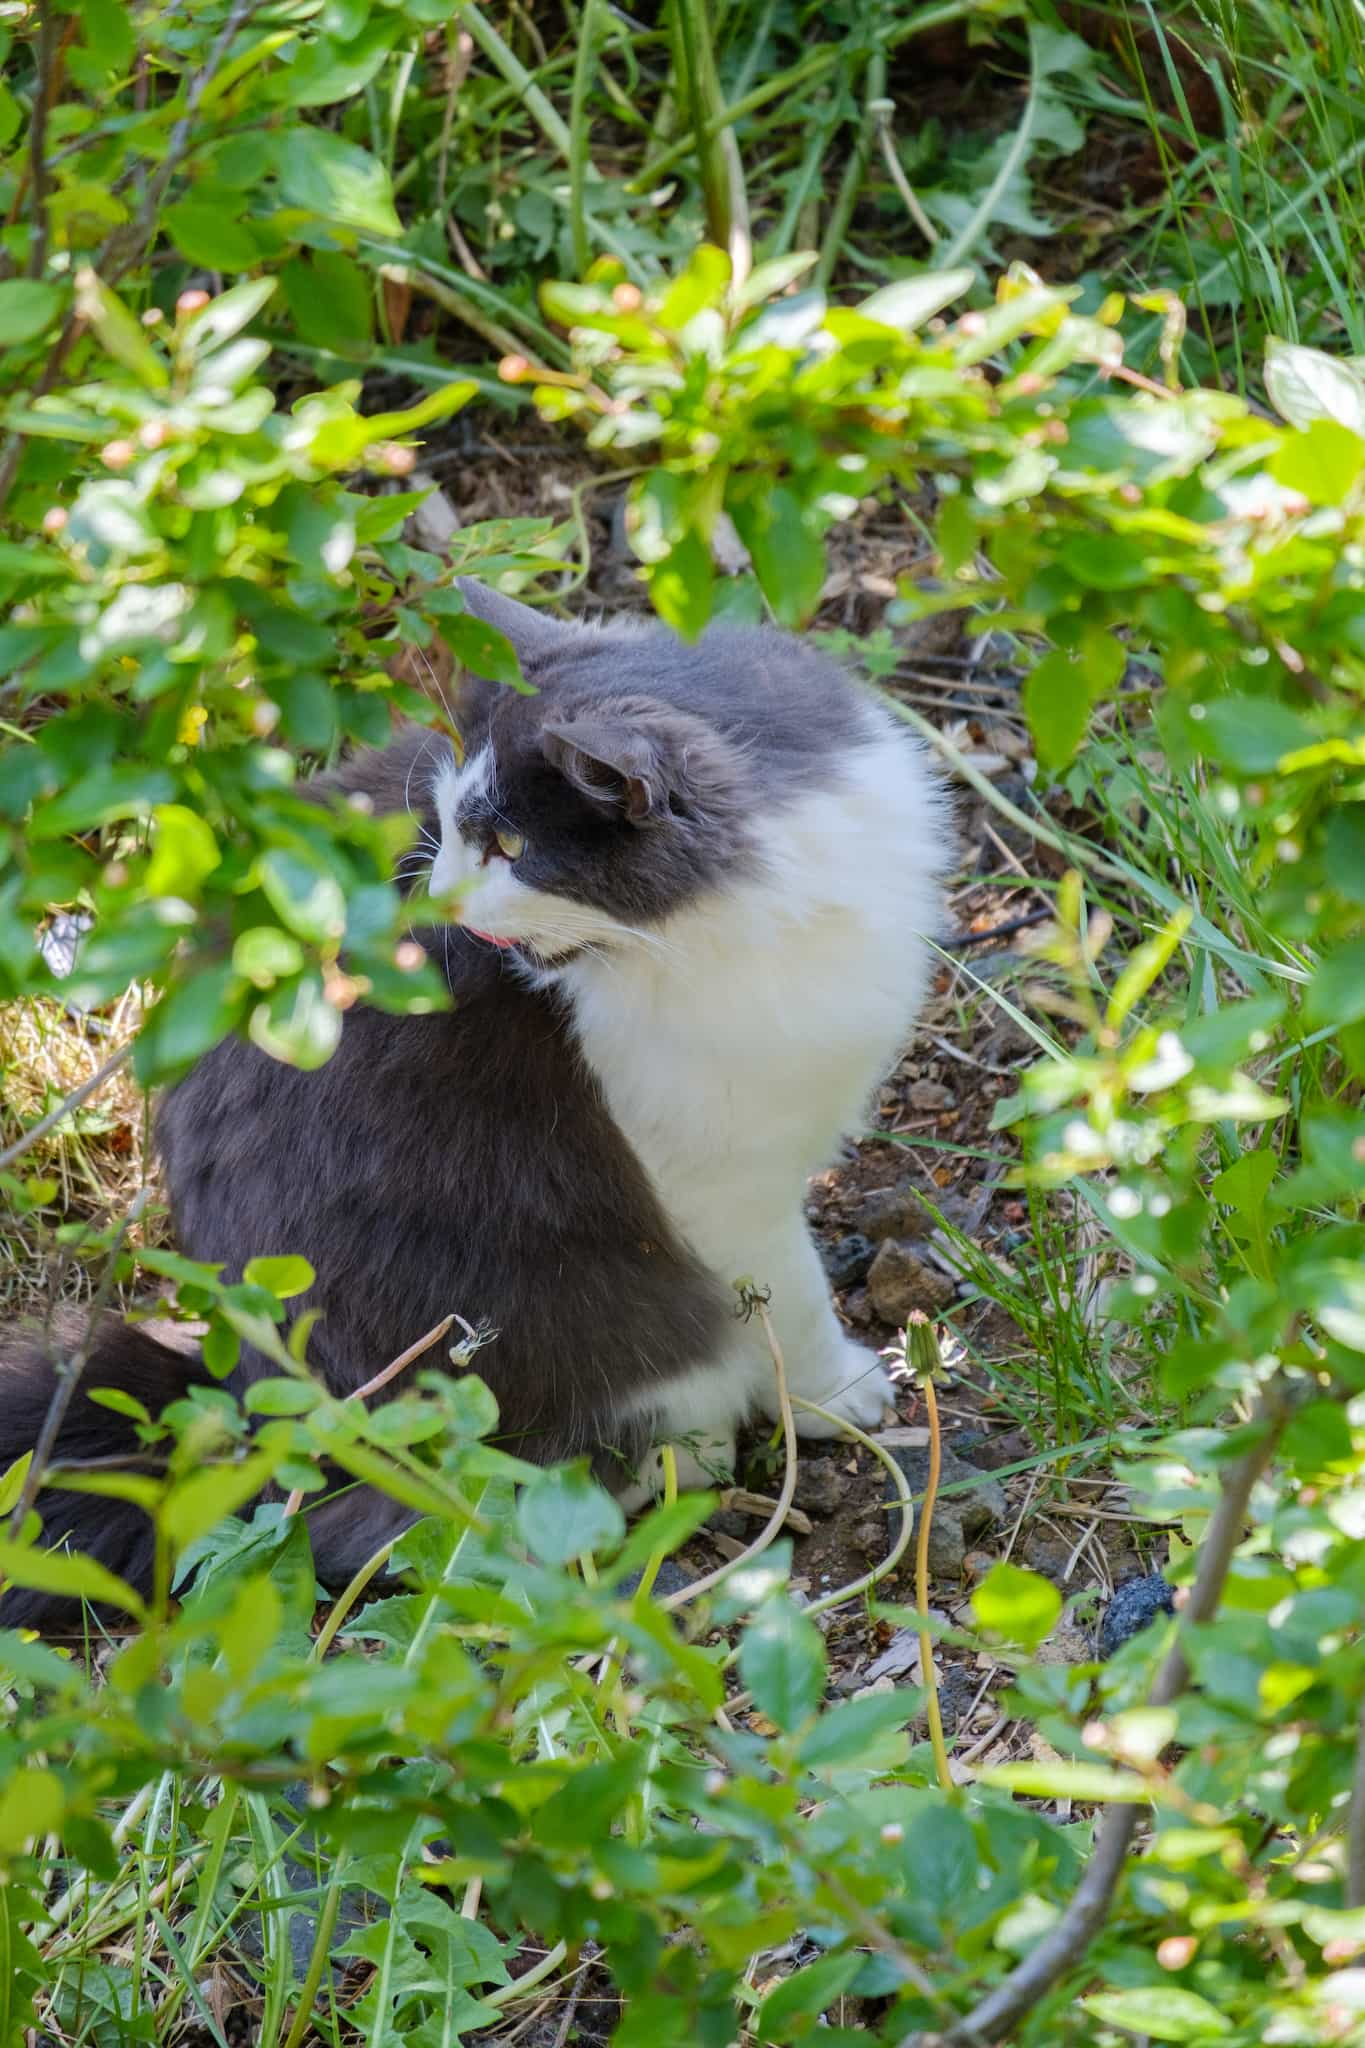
0,586 -> 950,1632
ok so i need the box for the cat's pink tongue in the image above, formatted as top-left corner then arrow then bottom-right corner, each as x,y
467,927 -> 519,950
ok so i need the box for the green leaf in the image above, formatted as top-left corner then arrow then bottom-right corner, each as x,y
0,1539 -> 146,1620
134,964 -> 242,1083
180,278 -> 277,356
657,244 -> 731,330
1023,648 -> 1092,772
1081,1988 -> 1232,2040
517,1465 -> 624,1565
857,267 -> 975,333
970,1561 -> 1063,1648
732,252 -> 819,316
438,612 -> 526,689
1199,696 -> 1316,774
73,267 -> 168,389
145,804 -> 221,899
280,251 -> 373,352
1269,417 -> 1365,503
0,1454 -> 32,1517
1305,940 -> 1365,1031
0,279 -> 63,346
739,1595 -> 827,1731
982,1762 -> 1151,1801
754,1949 -> 863,2035
258,847 -> 347,943
244,1378 -> 320,1415
233,925 -> 305,988
1296,1260 -> 1365,1352
797,1690 -> 915,1769
278,16 -> 399,105
243,1255 -> 315,1300
1265,337 -> 1365,436
729,484 -> 824,628
276,129 -> 401,236
248,973 -> 343,1070
0,1767 -> 64,1855
163,202 -> 260,273
159,1451 -> 277,1551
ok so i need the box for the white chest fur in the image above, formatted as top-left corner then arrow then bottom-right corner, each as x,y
560,722 -> 951,1448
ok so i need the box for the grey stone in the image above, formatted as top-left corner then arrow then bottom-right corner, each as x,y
618,1556 -> 695,1600
908,1079 -> 955,1112
792,1457 -> 846,1518
880,1442 -> 1007,1557
854,1184 -> 929,1243
866,1239 -> 957,1323
1098,1573 -> 1175,1658
820,1232 -> 876,1290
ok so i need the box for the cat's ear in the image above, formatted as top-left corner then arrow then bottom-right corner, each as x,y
454,580 -> 572,668
541,718 -> 663,825
541,705 -> 738,828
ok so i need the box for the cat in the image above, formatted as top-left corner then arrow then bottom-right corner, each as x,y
0,582 -> 951,1632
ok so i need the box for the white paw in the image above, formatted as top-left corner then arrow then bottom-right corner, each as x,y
782,1346 -> 896,1439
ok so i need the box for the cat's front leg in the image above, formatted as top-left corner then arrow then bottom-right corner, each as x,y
741,1221 -> 895,1438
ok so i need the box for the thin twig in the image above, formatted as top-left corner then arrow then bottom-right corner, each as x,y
915,1382 -> 1291,2047
0,1042 -> 132,1175
4,1184 -> 152,1539
23,1 -> 58,280
282,1313 -> 457,1519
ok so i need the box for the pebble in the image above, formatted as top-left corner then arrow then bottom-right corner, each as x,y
1098,1572 -> 1176,1658
842,1286 -> 875,1328
853,1183 -> 929,1243
1021,1529 -> 1077,1584
618,1557 -> 695,1601
908,1079 -> 955,1112
820,1232 -> 876,1290
880,1443 -> 1007,1582
792,1458 -> 847,1519
867,1239 -> 957,1324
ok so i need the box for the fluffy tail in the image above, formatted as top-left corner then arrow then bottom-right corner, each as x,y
0,1314 -> 209,1634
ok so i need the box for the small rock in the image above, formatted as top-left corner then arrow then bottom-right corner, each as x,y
908,1079 -> 955,1113
842,1286 -> 875,1328
854,1516 -> 888,1554
880,1443 -> 1007,1589
854,1184 -> 929,1243
934,1664 -> 984,1735
1022,1529 -> 1076,1584
867,1240 -> 957,1324
1034,1622 -> 1094,1668
1099,1572 -> 1175,1659
792,1458 -> 846,1519
852,1673 -> 899,1703
619,1557 -> 695,1601
963,1427 -> 1032,1473
708,1508 -> 749,1542
820,1232 -> 876,1290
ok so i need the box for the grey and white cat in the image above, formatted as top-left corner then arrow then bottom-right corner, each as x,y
0,583 -> 951,1630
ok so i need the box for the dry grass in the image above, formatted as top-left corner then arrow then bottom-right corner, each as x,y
0,988 -> 169,1318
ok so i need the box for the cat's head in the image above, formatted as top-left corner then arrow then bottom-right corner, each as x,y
427,587 -> 761,963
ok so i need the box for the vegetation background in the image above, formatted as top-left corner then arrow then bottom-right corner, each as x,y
1,3 -> 1364,2045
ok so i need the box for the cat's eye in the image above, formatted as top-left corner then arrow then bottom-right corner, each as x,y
494,828 -> 525,860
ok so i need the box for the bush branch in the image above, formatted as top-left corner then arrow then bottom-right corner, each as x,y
908,1384 -> 1291,2048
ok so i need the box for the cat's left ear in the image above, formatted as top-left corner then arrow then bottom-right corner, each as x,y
541,704 -> 736,828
